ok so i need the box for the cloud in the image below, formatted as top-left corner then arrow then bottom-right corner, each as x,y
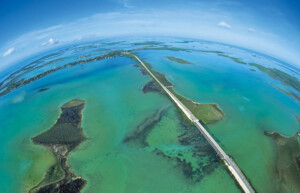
248,28 -> 256,32
3,47 -> 16,57
41,38 -> 59,46
0,9 -> 299,70
218,21 -> 231,29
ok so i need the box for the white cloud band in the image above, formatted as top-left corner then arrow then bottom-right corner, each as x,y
218,21 -> 231,29
3,47 -> 15,57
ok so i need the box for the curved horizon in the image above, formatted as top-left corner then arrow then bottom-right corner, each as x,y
0,0 -> 299,73
1,35 -> 299,79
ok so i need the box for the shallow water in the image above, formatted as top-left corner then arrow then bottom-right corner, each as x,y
138,49 -> 300,192
0,38 -> 299,193
0,55 -> 239,192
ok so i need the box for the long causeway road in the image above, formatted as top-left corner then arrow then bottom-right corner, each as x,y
134,55 -> 255,193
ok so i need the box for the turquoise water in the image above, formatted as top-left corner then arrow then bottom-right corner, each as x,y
0,38 -> 299,193
0,53 -> 239,192
138,49 -> 300,192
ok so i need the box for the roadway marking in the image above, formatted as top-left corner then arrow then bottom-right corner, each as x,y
134,55 -> 255,193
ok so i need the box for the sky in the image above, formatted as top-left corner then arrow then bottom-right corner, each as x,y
0,0 -> 299,72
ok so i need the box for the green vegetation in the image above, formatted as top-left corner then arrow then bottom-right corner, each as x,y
249,63 -> 300,92
249,63 -> 300,102
142,80 -> 164,94
166,56 -> 192,64
270,83 -> 300,102
199,50 -> 300,103
200,50 -> 223,54
135,53 -> 225,125
28,159 -> 65,193
129,55 -> 173,87
200,50 -> 246,64
0,50 -> 128,97
122,52 -> 138,61
30,99 -> 86,193
151,70 -> 173,87
204,51 -> 300,94
0,47 -> 193,98
265,131 -> 300,192
38,88 -> 49,92
32,99 -> 86,151
217,54 -> 247,64
41,161 -> 64,185
169,88 -> 225,124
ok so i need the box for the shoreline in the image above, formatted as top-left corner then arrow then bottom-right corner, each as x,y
29,99 -> 87,193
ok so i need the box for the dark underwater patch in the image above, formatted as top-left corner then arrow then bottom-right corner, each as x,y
265,131 -> 300,192
123,106 -> 170,147
123,104 -> 219,183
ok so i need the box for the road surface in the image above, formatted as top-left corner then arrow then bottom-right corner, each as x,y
134,55 -> 255,193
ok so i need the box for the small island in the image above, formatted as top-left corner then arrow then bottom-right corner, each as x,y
166,56 -> 192,64
38,88 -> 49,92
29,99 -> 87,193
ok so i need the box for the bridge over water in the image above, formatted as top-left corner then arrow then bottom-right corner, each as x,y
134,55 -> 255,193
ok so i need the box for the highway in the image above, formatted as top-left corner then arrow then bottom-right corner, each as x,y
134,55 -> 255,193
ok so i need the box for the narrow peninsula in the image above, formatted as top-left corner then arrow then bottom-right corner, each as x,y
200,50 -> 300,103
128,53 -> 255,193
129,54 -> 225,124
166,56 -> 192,64
30,99 -> 86,193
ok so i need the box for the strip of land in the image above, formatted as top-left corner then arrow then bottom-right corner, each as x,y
1,43 -> 298,106
0,50 -> 126,97
128,53 -> 225,125
200,50 -> 300,103
132,53 -> 255,193
30,99 -> 86,193
166,56 -> 192,64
